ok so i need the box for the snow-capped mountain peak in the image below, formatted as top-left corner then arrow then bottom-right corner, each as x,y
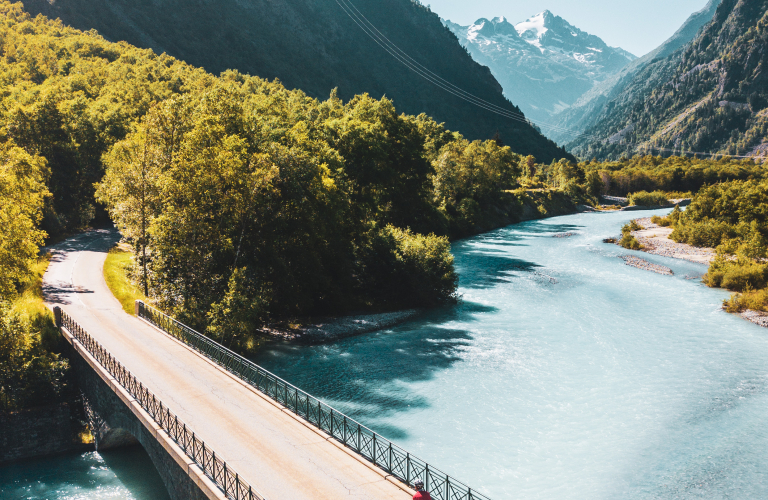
515,11 -> 552,45
466,16 -> 519,41
443,11 -> 637,130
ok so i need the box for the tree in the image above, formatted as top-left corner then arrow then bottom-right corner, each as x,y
96,123 -> 163,296
585,170 -> 603,197
0,145 -> 49,301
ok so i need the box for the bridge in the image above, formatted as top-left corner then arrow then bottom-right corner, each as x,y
44,229 -> 487,500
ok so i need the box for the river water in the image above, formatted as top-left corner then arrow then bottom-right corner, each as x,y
0,446 -> 169,499
253,209 -> 768,500
3,209 -> 768,499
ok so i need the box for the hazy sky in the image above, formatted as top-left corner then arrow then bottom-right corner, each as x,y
426,0 -> 710,57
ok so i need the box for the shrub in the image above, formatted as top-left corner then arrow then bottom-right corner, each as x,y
651,206 -> 682,227
0,305 -> 71,411
619,233 -> 643,250
724,288 -> 768,313
628,191 -> 671,207
704,258 -> 768,291
358,225 -> 458,308
206,267 -> 270,352
670,219 -> 735,247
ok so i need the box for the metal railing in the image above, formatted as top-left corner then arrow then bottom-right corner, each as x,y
138,301 -> 490,500
58,308 -> 265,500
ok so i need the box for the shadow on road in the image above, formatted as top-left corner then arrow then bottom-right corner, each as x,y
43,228 -> 120,305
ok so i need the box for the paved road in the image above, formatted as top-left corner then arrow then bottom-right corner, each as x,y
43,229 -> 410,500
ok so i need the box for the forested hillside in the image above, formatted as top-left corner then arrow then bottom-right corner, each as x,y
19,0 -> 568,161
569,0 -> 768,160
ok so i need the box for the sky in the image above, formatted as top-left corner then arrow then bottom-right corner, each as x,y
425,0 -> 710,57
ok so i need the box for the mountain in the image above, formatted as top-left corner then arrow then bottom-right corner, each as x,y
568,0 -> 768,160
444,12 -> 636,140
551,0 -> 723,145
18,0 -> 569,162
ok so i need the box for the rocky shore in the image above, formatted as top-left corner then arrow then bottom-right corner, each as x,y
623,217 -> 768,330
629,218 -> 715,265
620,255 -> 674,275
741,310 -> 768,328
261,309 -> 421,344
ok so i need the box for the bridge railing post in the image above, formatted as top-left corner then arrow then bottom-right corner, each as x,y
53,306 -> 62,328
135,300 -> 142,317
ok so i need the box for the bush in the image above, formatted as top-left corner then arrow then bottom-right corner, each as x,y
619,234 -> 643,250
670,219 -> 735,247
651,205 -> 682,227
724,288 -> 768,313
0,305 -> 71,411
206,267 -> 270,352
704,258 -> 768,291
358,225 -> 458,308
628,191 -> 670,207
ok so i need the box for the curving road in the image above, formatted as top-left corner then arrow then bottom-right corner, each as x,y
43,229 -> 410,500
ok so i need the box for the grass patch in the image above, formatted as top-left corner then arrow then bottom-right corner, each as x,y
103,247 -> 148,315
11,253 -> 52,320
9,253 -> 60,351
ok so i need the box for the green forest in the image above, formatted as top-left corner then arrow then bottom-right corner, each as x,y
580,155 -> 766,197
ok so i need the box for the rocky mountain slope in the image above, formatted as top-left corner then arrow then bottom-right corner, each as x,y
444,12 -> 635,138
552,0 -> 723,146
568,0 -> 768,160
19,0 -> 569,162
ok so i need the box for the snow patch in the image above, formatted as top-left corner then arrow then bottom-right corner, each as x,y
515,11 -> 548,46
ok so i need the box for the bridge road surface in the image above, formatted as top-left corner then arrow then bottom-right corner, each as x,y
43,229 -> 412,500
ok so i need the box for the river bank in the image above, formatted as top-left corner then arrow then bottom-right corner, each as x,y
260,309 -> 422,344
622,215 -> 768,330
628,217 -> 715,265
260,191 -> 588,344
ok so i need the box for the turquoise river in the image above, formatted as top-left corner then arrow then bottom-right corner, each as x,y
4,209 -> 768,499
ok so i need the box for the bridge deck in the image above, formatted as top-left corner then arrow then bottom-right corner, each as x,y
44,229 -> 411,500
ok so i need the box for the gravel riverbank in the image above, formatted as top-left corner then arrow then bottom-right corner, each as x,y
620,255 -> 674,275
261,309 -> 421,344
741,310 -> 768,328
630,218 -> 715,265
623,217 -> 768,330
